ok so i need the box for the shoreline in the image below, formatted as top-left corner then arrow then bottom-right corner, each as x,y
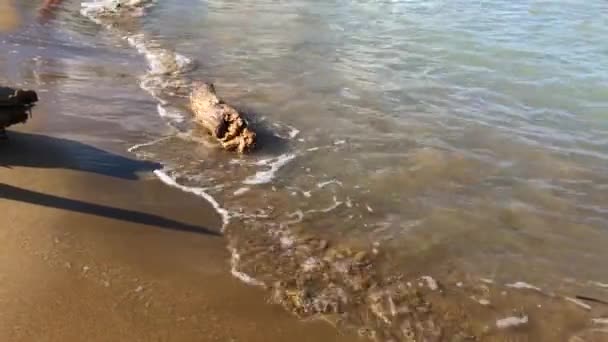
0,122 -> 358,341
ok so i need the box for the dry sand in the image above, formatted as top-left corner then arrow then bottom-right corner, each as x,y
0,124 -> 357,341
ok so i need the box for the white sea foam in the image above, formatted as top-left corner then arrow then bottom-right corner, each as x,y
243,153 -> 296,185
233,187 -> 250,196
157,104 -> 185,123
126,34 -> 194,75
505,281 -> 541,291
127,136 -> 171,152
285,210 -> 304,225
81,0 -> 153,18
317,179 -> 343,188
229,247 -> 265,287
591,281 -> 608,288
496,315 -> 528,329
305,196 -> 343,214
287,125 -> 300,139
565,296 -> 592,310
154,169 -> 229,228
470,296 -> 491,305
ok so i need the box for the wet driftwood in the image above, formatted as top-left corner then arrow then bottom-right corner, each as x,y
190,82 -> 256,153
0,86 -> 38,136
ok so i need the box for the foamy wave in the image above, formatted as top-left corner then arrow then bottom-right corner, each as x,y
565,296 -> 592,310
505,281 -> 541,291
127,136 -> 172,152
496,315 -> 528,329
81,0 -> 153,18
243,153 -> 296,185
126,34 -> 195,76
271,122 -> 301,140
154,169 -> 229,228
229,247 -> 265,287
157,104 -> 185,123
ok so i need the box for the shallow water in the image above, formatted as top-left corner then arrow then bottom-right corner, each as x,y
3,0 -> 608,340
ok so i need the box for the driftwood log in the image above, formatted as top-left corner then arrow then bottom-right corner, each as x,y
190,82 -> 256,153
0,86 -> 38,135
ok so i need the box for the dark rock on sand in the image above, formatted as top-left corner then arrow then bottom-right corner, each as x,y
0,86 -> 38,136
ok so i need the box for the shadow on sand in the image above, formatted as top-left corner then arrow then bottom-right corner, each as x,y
0,183 -> 220,236
0,131 -> 219,236
0,131 -> 161,179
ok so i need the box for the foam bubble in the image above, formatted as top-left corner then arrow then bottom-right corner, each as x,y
233,187 -> 250,196
317,179 -> 343,188
127,136 -> 171,152
505,281 -> 541,291
243,153 -> 297,185
157,104 -> 185,123
229,247 -> 265,287
81,0 -> 153,17
591,281 -> 608,288
287,125 -> 300,139
126,34 -> 194,75
565,297 -> 592,310
496,315 -> 528,329
592,318 -> 608,325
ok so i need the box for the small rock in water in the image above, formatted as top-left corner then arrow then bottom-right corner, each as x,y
496,315 -> 528,329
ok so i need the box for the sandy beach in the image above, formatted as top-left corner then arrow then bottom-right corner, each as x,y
2,0 -> 608,340
0,120 -> 357,341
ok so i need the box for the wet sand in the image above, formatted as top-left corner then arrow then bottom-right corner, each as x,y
0,122 -> 358,341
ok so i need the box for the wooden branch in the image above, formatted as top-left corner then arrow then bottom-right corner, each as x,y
190,82 -> 256,153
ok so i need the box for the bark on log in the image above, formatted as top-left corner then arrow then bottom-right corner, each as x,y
0,86 -> 38,130
190,82 -> 256,153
